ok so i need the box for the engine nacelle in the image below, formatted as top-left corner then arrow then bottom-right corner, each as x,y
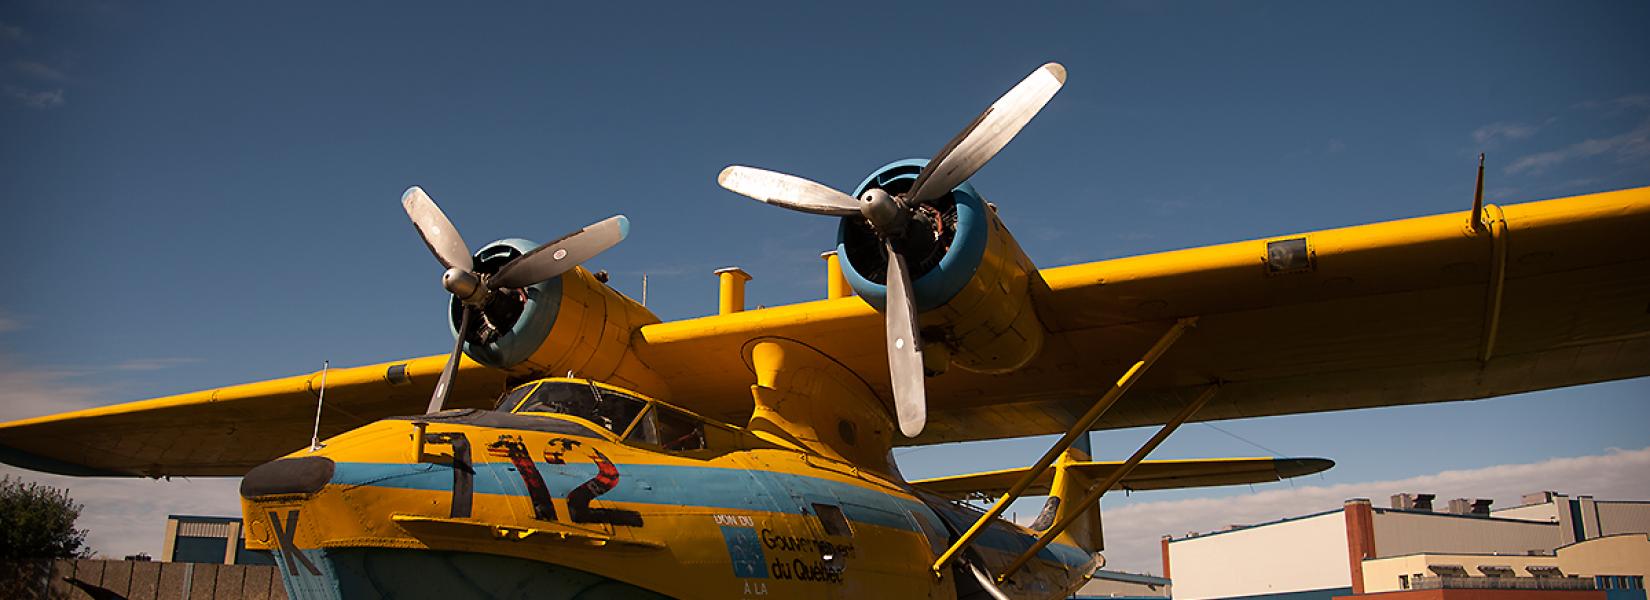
449,239 -> 667,397
836,159 -> 1047,374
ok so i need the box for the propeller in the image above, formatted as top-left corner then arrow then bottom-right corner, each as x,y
401,186 -> 629,413
716,62 -> 1066,437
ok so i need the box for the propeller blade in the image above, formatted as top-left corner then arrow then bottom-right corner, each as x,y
968,562 -> 1013,600
908,62 -> 1067,204
490,215 -> 630,289
427,306 -> 474,414
402,186 -> 474,272
718,166 -> 862,217
883,240 -> 928,438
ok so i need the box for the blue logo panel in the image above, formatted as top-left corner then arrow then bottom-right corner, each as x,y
720,526 -> 768,579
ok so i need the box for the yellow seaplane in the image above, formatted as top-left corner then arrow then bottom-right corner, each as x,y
2,62 -> 1648,600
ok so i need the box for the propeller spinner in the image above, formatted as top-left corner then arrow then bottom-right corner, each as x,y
401,186 -> 629,413
717,62 -> 1066,438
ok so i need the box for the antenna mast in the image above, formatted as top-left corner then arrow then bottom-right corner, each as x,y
309,360 -> 329,452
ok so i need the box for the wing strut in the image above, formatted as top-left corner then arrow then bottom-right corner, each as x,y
996,383 -> 1220,582
930,317 -> 1198,575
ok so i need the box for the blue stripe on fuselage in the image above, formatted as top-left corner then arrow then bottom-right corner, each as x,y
327,460 -> 1090,569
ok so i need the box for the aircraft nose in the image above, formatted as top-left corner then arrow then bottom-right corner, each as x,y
240,456 -> 335,499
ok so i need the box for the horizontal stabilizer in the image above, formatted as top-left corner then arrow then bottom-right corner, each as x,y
911,456 -> 1332,500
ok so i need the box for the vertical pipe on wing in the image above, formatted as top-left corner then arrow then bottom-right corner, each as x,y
821,251 -> 852,299
716,267 -> 752,315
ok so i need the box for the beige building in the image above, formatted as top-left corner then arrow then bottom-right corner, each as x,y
1163,492 -> 1650,600
1361,533 -> 1648,592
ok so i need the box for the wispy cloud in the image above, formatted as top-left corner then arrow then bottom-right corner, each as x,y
1097,447 -> 1650,575
0,21 -> 25,45
0,355 -> 199,420
4,84 -> 64,109
1505,117 -> 1650,175
113,357 -> 202,372
0,358 -> 107,420
1575,94 -> 1650,115
12,59 -> 67,82
1472,121 -> 1538,146
0,312 -> 20,333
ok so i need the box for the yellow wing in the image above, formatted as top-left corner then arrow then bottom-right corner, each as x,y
0,355 -> 506,476
635,186 -> 1650,442
2,186 -> 1646,476
910,457 -> 1335,499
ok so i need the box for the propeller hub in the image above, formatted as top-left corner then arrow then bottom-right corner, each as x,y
441,268 -> 485,304
859,188 -> 909,238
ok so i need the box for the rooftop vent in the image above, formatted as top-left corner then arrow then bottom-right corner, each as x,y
1392,493 -> 1436,511
1447,498 -> 1492,515
1522,491 -> 1559,505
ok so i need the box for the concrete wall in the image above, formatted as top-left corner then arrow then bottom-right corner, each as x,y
1597,503 -> 1650,538
0,559 -> 286,600
1374,510 -> 1558,557
1558,533 -> 1650,577
1493,504 -> 1559,522
1168,511 -> 1352,600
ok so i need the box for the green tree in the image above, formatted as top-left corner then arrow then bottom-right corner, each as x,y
0,476 -> 90,560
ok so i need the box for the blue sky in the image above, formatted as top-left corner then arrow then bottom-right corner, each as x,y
1,1 -> 1647,572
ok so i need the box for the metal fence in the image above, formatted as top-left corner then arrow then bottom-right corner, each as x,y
1,559 -> 287,600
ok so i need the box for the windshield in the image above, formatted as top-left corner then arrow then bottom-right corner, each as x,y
495,383 -> 537,411
515,381 -> 648,435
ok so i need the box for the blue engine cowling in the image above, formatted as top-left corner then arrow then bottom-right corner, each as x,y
836,159 -> 991,312
444,238 -> 668,395
834,159 -> 1047,375
447,239 -> 563,370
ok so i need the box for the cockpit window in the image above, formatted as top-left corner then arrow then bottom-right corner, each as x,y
656,406 -> 707,451
515,381 -> 647,435
623,405 -> 707,452
495,383 -> 537,412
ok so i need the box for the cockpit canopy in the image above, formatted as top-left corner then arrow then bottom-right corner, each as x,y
497,378 -> 728,452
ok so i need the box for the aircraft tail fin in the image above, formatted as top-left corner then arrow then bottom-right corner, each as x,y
1031,436 -> 1105,552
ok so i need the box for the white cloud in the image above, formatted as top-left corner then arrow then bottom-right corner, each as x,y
3,85 -> 64,109
11,59 -> 67,82
1473,121 -> 1538,146
1096,447 -> 1650,575
0,355 -> 201,419
1506,117 -> 1650,175
0,359 -> 105,420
